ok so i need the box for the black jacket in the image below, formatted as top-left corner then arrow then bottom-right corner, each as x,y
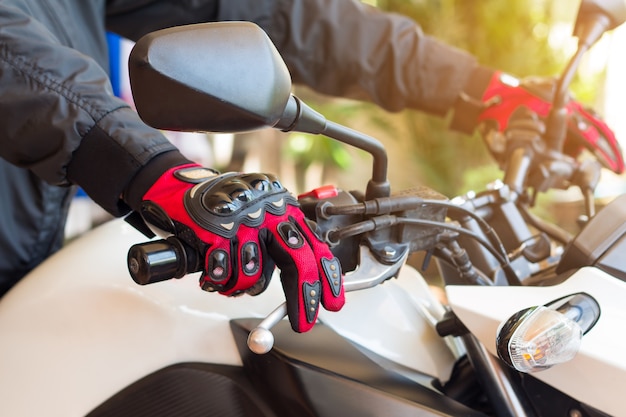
0,0 -> 477,294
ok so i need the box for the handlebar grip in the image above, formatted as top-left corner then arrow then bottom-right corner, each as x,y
127,237 -> 201,285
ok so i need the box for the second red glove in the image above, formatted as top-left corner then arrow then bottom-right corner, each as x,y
452,69 -> 624,174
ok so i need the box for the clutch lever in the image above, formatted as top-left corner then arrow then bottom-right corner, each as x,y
247,245 -> 408,354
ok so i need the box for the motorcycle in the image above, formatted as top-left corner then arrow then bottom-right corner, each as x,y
1,1 -> 626,416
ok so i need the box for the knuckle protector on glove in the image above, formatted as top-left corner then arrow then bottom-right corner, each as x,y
240,241 -> 260,275
183,172 -> 295,239
277,221 -> 305,249
303,281 -> 322,323
304,218 -> 325,241
207,249 -> 229,283
321,257 -> 342,297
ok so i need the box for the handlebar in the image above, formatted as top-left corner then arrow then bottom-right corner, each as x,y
127,234 -> 411,354
127,237 -> 201,285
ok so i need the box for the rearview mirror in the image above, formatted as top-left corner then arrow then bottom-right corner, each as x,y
574,0 -> 626,45
128,22 -> 293,133
129,21 -> 391,199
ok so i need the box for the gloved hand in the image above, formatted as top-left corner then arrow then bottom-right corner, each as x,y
139,163 -> 345,333
452,69 -> 624,174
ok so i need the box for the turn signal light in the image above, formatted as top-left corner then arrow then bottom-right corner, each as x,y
496,293 -> 600,373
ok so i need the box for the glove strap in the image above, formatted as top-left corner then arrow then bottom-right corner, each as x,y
449,66 -> 498,134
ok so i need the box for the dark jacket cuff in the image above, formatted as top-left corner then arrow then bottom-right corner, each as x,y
66,106 -> 191,216
123,150 -> 194,212
449,65 -> 495,134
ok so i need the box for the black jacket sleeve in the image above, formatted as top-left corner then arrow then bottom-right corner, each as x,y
0,0 -> 480,218
0,4 -> 189,216
106,0 -> 478,116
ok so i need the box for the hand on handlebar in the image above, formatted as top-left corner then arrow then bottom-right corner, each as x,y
453,69 -> 624,174
140,163 -> 345,333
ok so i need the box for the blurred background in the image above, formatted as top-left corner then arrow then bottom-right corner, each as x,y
66,0 -> 626,246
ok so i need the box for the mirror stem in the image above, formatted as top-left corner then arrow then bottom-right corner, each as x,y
277,95 -> 391,199
545,14 -> 611,153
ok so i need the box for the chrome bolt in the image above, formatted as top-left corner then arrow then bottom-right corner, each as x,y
383,246 -> 396,258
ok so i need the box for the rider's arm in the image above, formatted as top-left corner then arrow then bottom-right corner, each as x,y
0,5 -> 190,216
105,0 -> 478,116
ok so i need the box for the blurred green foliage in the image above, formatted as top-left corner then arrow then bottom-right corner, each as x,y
289,0 -> 583,197
387,0 -> 562,75
378,0 -> 565,196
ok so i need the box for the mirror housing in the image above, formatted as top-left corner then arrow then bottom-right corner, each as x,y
128,22 -> 293,133
129,21 -> 391,199
574,0 -> 626,46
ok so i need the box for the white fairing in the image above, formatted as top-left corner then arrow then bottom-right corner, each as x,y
0,219 -> 455,417
448,268 -> 626,417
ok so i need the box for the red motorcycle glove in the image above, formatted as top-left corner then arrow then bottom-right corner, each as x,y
140,163 -> 345,333
451,68 -> 624,174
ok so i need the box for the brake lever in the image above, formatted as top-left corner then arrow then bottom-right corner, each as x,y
342,245 -> 408,291
246,245 -> 408,354
247,303 -> 288,354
